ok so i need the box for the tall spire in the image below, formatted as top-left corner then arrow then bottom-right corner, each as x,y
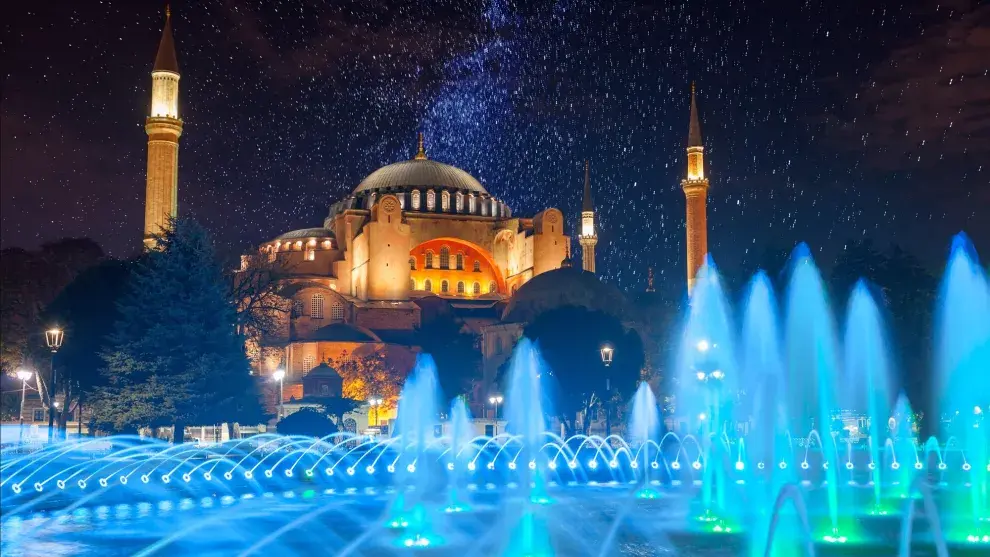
688,81 -> 702,148
154,5 -> 179,74
414,132 -> 428,160
578,159 -> 598,274
681,81 -> 710,294
582,159 -> 593,211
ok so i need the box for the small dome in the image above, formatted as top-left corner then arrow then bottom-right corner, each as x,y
306,362 -> 341,378
503,267 -> 629,323
276,228 -> 334,241
353,159 -> 488,195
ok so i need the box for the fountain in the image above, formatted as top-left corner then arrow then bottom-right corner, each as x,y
1,235 -> 987,556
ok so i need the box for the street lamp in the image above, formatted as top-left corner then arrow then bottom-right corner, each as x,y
600,344 -> 614,436
16,368 -> 32,444
368,396 -> 383,427
488,395 -> 503,437
45,326 -> 64,443
272,368 -> 285,420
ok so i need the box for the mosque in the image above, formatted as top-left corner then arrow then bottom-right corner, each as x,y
141,11 -> 711,422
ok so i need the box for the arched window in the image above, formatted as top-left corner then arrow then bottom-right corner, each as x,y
456,192 -> 464,212
425,250 -> 434,269
468,195 -> 476,213
302,355 -> 315,374
427,190 -> 436,210
424,279 -> 432,292
473,260 -> 481,272
441,280 -> 449,293
441,190 -> 450,211
456,252 -> 464,270
409,278 -> 416,291
310,294 -> 325,319
489,281 -> 497,293
457,281 -> 465,294
409,257 -> 416,270
411,190 -> 421,210
331,302 -> 344,321
439,246 -> 450,269
473,281 -> 480,295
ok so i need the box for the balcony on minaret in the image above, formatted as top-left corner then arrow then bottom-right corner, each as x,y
686,146 -> 705,182
150,71 -> 180,119
581,211 -> 596,239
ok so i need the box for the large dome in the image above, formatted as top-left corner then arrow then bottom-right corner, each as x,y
353,159 -> 488,195
503,267 -> 630,324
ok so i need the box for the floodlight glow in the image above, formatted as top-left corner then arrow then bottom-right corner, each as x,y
735,461 -> 744,471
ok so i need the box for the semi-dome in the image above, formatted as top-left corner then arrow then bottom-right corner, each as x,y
502,267 -> 630,324
353,158 -> 488,195
275,227 -> 334,241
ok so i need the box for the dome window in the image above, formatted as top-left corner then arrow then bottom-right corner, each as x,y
473,260 -> 481,272
468,195 -> 476,214
441,191 -> 450,212
427,190 -> 436,211
412,190 -> 421,210
456,252 -> 464,270
440,246 -> 451,269
426,250 -> 434,269
456,192 -> 464,212
310,294 -> 325,319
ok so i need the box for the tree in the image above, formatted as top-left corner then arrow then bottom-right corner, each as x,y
314,396 -> 363,429
0,239 -> 104,376
41,259 -> 134,436
332,348 -> 405,412
87,219 -> 265,441
414,311 -> 482,403
523,306 -> 644,435
276,407 -> 337,437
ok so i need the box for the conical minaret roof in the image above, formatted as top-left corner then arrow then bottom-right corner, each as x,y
582,160 -> 594,211
688,82 -> 702,148
153,7 -> 179,74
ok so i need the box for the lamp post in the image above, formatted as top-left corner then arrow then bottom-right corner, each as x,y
45,327 -> 64,443
488,395 -> 503,437
272,368 -> 285,420
600,344 -> 614,437
368,396 -> 383,427
16,369 -> 32,444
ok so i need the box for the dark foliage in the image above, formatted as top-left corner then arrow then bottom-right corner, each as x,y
88,219 -> 267,440
523,305 -> 644,435
414,311 -> 482,403
276,407 -> 337,437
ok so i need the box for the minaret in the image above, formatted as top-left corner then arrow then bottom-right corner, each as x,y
681,82 -> 709,293
144,6 -> 183,249
578,160 -> 598,273
646,266 -> 656,292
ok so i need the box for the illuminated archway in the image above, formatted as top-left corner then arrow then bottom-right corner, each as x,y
409,237 -> 506,295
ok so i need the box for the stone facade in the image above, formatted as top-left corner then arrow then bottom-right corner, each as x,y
243,141 -> 571,409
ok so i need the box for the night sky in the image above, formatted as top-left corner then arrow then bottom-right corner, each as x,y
2,0 -> 987,297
